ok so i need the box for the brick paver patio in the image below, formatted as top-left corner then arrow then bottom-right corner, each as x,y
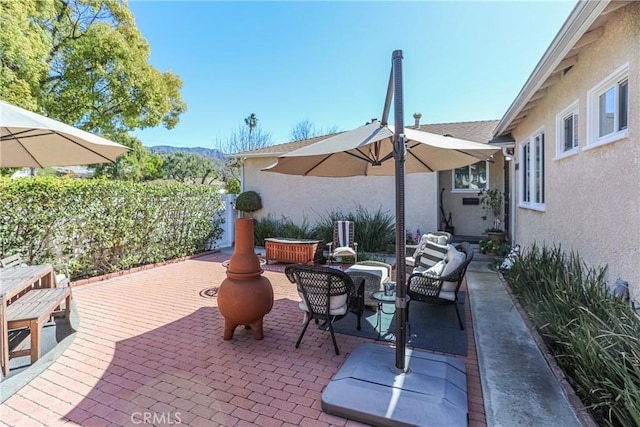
0,253 -> 485,426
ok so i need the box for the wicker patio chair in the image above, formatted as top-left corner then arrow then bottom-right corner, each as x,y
407,242 -> 473,330
284,264 -> 364,355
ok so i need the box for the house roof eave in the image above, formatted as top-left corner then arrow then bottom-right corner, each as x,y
225,151 -> 289,160
494,0 -> 611,138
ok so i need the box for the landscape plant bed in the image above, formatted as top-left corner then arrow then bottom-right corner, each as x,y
503,244 -> 640,426
499,274 -> 598,426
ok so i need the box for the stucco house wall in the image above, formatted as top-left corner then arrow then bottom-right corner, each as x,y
439,157 -> 506,237
234,120 -> 504,243
241,156 -> 439,239
509,3 -> 639,301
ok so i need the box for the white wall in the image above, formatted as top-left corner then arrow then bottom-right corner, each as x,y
242,157 -> 439,239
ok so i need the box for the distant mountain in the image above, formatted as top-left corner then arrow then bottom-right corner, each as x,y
147,145 -> 225,159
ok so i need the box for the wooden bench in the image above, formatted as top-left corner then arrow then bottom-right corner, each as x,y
6,287 -> 72,365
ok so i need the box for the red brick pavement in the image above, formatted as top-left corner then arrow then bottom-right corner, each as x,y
0,253 -> 485,426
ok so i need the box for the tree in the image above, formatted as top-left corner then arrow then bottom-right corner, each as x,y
93,134 -> 164,182
162,151 -> 220,184
215,114 -> 273,154
289,120 -> 339,141
244,113 -> 258,136
0,0 -> 186,153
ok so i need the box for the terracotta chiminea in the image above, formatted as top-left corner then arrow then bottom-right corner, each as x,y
218,218 -> 273,340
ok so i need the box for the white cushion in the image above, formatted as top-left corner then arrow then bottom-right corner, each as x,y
345,264 -> 389,284
441,247 -> 466,292
438,290 -> 456,301
332,246 -> 356,256
298,292 -> 348,315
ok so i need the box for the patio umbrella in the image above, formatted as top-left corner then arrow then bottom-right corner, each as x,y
263,121 -> 498,177
0,100 -> 130,168
263,51 -> 499,371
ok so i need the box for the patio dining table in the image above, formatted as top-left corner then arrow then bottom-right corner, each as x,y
1,264 -> 55,375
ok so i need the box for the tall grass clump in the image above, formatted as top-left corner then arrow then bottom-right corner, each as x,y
253,214 -> 314,246
312,206 -> 394,253
503,244 -> 640,426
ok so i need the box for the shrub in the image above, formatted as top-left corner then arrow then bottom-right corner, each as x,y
503,244 -> 640,426
479,238 -> 510,256
235,190 -> 262,216
0,176 -> 224,279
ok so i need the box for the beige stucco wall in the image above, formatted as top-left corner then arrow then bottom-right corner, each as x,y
438,158 -> 506,237
241,157 -> 439,242
511,3 -> 640,301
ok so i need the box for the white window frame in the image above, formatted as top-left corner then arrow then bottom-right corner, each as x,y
451,161 -> 489,193
555,101 -> 579,159
519,128 -> 545,211
586,63 -> 629,149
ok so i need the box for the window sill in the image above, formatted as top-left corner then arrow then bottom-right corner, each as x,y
585,129 -> 629,151
451,189 -> 483,194
518,203 -> 546,212
553,149 -> 579,161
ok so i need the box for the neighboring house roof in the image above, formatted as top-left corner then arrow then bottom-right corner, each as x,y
494,0 -> 627,138
416,120 -> 498,144
226,132 -> 344,159
227,120 -> 499,158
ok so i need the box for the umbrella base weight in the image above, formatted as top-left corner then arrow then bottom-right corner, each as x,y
321,343 -> 468,426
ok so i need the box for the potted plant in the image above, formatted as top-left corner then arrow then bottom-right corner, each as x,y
234,190 -> 262,218
478,188 -> 505,242
439,188 -> 455,235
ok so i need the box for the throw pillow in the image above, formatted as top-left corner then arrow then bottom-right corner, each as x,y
427,232 -> 450,246
415,241 -> 449,270
441,247 -> 466,292
420,259 -> 446,277
412,233 -> 450,259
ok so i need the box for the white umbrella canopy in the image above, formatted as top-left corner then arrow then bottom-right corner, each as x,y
0,100 -> 130,168
262,120 -> 499,177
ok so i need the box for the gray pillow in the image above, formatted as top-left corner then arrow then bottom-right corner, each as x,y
415,241 -> 449,270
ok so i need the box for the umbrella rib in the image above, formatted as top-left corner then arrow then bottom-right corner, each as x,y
301,154 -> 334,176
3,131 -> 45,168
406,150 -> 435,172
56,131 -> 119,164
0,129 -> 55,141
346,150 -> 377,164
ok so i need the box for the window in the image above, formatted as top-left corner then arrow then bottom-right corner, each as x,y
587,64 -> 629,147
452,161 -> 488,192
556,101 -> 579,157
520,129 -> 545,209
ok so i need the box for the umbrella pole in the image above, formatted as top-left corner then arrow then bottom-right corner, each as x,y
391,49 -> 407,372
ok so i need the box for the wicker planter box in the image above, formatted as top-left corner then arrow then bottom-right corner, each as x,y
264,238 -> 322,265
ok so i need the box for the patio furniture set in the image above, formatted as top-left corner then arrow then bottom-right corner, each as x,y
0,254 -> 73,376
279,224 -> 473,354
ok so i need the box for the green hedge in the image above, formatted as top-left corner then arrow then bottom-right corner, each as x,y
503,244 -> 640,426
0,177 -> 224,279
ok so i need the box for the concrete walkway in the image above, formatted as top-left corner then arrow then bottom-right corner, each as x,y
466,253 -> 585,426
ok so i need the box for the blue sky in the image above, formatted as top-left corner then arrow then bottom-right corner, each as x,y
129,1 -> 577,150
